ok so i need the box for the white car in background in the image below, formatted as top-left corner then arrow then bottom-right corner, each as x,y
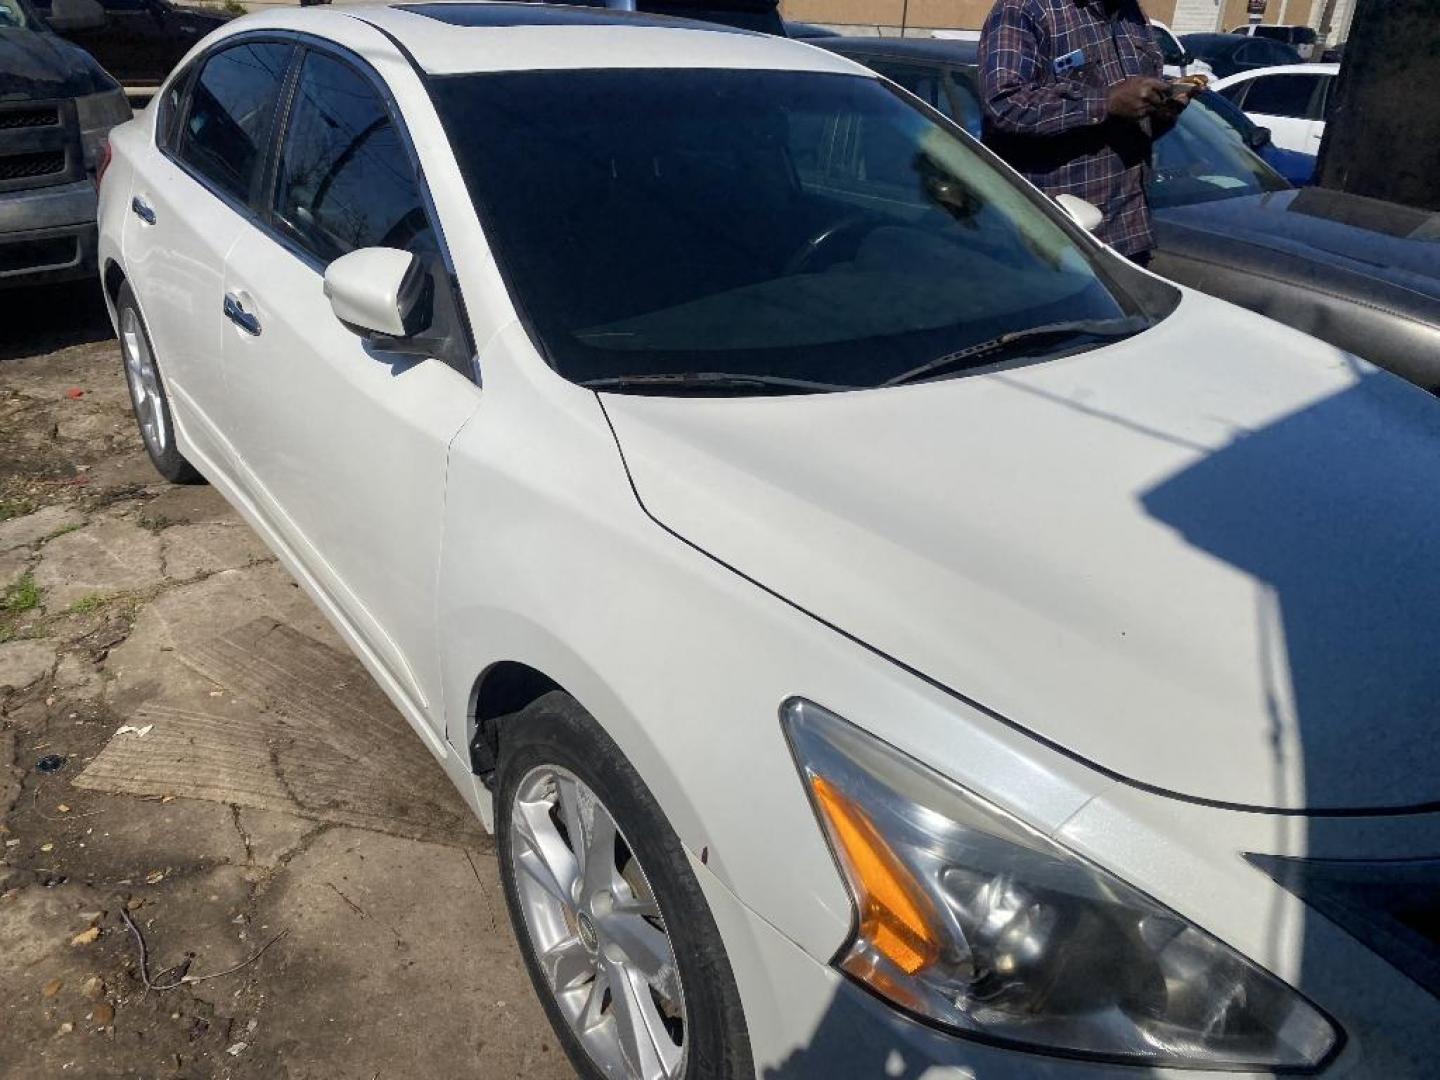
96,3 -> 1440,1078
1212,62 -> 1339,154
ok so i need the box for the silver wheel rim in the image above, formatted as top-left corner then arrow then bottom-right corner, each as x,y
120,306 -> 167,455
509,765 -> 687,1080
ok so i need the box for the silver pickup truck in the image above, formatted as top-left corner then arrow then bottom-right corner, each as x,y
1,0 -> 130,289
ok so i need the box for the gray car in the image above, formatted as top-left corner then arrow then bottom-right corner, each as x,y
0,0 -> 129,289
818,36 -> 1440,392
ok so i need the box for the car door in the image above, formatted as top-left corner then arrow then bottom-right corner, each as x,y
123,37 -> 294,479
1238,72 -> 1324,152
219,44 -> 480,736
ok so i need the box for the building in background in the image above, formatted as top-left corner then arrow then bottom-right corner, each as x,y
781,0 -> 1356,44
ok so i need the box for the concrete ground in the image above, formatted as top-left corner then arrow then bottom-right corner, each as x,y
0,283 -> 570,1079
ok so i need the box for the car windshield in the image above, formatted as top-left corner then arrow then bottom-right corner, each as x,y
429,69 -> 1142,393
0,0 -> 36,29
1150,93 -> 1290,209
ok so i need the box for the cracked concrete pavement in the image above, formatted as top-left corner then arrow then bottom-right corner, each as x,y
1,283 -> 569,1079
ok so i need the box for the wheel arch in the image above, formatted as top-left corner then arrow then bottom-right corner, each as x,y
466,659 -> 563,783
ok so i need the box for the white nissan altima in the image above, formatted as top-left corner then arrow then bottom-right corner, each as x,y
95,3 -> 1440,1077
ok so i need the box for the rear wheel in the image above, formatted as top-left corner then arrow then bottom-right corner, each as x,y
116,281 -> 203,485
496,692 -> 753,1080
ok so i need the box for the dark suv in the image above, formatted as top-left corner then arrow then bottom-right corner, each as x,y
33,0 -> 228,86
0,0 -> 130,288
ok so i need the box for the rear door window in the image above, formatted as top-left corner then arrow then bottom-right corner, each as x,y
1243,73 -> 1322,118
175,41 -> 293,203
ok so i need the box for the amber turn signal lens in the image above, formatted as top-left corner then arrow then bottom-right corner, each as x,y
809,774 -> 940,975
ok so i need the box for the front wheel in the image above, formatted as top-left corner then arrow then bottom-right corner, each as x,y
496,692 -> 753,1080
116,281 -> 203,485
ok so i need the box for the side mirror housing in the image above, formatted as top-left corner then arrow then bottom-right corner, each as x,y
48,0 -> 107,32
1247,125 -> 1273,149
323,247 -> 428,339
1055,193 -> 1103,233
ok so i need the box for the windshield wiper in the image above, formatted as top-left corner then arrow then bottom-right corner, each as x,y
580,372 -> 858,395
883,316 -> 1151,387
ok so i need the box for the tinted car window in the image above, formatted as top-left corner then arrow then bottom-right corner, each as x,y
1149,94 -> 1289,208
431,69 -> 1140,392
272,51 -> 430,264
948,71 -> 982,136
176,41 -> 292,203
1243,73 -> 1320,118
1218,78 -> 1251,104
1234,39 -> 1300,67
870,61 -> 949,117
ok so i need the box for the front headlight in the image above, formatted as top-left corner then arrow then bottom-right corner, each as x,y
75,87 -> 132,172
782,699 -> 1340,1070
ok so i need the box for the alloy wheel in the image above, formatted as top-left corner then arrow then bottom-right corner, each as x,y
120,306 -> 168,456
509,765 -> 687,1080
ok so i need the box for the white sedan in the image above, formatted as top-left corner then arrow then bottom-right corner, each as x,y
97,4 -> 1440,1078
1211,62 -> 1339,155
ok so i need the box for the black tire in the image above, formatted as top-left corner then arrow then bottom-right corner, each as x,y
115,281 -> 204,485
496,692 -> 754,1080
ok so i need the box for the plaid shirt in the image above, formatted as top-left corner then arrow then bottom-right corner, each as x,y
979,0 -> 1163,256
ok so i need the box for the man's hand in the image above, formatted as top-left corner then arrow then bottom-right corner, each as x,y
1106,76 -> 1168,121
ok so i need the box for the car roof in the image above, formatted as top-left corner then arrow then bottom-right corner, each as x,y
1210,61 -> 1340,85
310,0 -> 870,76
814,35 -> 978,66
1180,32 -> 1245,49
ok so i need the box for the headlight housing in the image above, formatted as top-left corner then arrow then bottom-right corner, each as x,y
782,699 -> 1339,1070
75,87 -> 132,173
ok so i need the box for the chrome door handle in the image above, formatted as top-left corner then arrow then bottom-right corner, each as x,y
223,293 -> 261,336
130,196 -> 156,225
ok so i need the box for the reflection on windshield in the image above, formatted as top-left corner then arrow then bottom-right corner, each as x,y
0,0 -> 34,28
430,69 -> 1141,393
1149,96 -> 1290,210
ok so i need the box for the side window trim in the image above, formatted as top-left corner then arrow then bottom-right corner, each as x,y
158,34 -> 300,223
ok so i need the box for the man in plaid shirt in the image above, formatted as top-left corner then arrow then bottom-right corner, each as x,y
979,0 -> 1192,262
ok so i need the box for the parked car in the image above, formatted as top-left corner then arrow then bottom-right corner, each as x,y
1179,31 -> 1301,77
1151,18 -> 1213,78
1229,21 -> 1319,60
0,0 -> 129,288
820,36 -> 1440,390
100,5 -> 1440,1079
1211,63 -> 1339,156
30,0 -> 228,87
1194,85 -> 1316,185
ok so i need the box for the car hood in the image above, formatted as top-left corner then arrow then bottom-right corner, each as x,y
0,28 -> 116,100
1156,188 -> 1440,305
601,290 -> 1440,813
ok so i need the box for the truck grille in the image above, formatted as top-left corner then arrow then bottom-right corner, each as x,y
0,106 -> 60,130
0,99 -> 82,193
0,151 -> 66,181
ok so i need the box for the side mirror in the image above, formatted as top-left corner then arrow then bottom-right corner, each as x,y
1055,193 -> 1103,233
48,0 -> 107,31
1247,125 -> 1273,149
323,247 -> 428,339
